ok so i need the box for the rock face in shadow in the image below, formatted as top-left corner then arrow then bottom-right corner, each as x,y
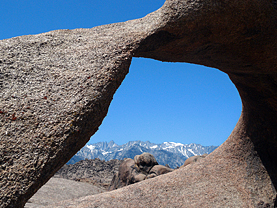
1,0 -> 277,207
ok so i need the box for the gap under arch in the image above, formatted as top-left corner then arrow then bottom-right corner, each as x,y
89,57 -> 242,147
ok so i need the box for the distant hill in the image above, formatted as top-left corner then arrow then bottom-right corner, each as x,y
68,140 -> 218,168
56,158 -> 122,190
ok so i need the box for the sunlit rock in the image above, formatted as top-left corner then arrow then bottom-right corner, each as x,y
1,0 -> 277,207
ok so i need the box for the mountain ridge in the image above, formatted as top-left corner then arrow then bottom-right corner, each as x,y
68,141 -> 218,168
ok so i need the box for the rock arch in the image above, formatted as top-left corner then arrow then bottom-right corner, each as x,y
0,0 -> 277,207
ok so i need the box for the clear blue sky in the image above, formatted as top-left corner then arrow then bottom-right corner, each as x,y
1,1 -> 242,146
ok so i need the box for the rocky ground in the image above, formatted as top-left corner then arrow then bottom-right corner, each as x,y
25,154 -> 207,207
55,158 -> 123,189
25,158 -> 122,207
24,177 -> 105,208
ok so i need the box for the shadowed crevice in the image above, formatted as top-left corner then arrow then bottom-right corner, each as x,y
135,30 -> 179,55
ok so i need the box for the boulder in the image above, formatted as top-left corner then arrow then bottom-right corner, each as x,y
134,152 -> 158,174
109,154 -> 171,190
180,154 -> 208,168
145,173 -> 157,179
1,0 -> 277,207
108,172 -> 120,191
108,158 -> 141,190
132,173 -> 147,183
149,165 -> 173,176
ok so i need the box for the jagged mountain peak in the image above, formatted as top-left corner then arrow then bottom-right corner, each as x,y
69,140 -> 218,168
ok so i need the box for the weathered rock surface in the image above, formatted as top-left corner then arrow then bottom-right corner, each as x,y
54,158 -> 122,189
0,13 -> 160,208
1,0 -> 277,207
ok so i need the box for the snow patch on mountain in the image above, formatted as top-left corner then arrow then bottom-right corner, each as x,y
102,151 -> 112,155
163,142 -> 184,148
87,145 -> 95,151
150,145 -> 158,149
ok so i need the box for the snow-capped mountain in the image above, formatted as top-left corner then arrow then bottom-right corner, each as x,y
68,140 -> 218,168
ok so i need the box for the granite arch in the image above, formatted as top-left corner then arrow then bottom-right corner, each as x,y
1,0 -> 277,207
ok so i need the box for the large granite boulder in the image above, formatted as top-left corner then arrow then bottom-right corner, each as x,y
108,158 -> 138,190
109,153 -> 171,190
1,0 -> 277,207
134,152 -> 158,174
